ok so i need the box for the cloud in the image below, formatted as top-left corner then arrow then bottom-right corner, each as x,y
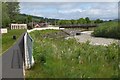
58,9 -> 84,13
19,0 -> 119,2
19,2 -> 118,20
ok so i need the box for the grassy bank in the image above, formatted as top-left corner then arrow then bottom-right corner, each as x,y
26,30 -> 118,78
2,29 -> 26,54
92,21 -> 120,39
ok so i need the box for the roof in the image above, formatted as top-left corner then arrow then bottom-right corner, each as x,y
28,22 -> 48,27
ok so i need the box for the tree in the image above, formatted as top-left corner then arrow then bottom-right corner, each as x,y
57,20 -> 67,25
71,20 -> 77,25
94,19 -> 103,23
6,2 -> 20,21
2,2 -> 10,27
66,20 -> 71,25
78,18 -> 87,24
2,2 -> 20,27
85,17 -> 91,23
27,15 -> 32,23
14,14 -> 25,23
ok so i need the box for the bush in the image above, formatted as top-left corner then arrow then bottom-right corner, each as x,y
92,22 -> 120,39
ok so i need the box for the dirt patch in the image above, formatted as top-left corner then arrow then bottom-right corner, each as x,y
74,31 -> 119,46
41,30 -> 69,39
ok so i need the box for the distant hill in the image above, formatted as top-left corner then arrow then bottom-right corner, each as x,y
18,13 -> 59,25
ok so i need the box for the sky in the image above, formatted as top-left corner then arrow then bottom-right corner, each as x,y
19,2 -> 118,20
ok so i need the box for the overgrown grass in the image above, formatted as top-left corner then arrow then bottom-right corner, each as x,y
92,21 -> 120,39
2,29 -> 26,54
26,30 -> 119,78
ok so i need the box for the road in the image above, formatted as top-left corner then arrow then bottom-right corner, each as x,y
2,33 -> 25,79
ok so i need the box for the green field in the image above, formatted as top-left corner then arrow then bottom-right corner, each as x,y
2,29 -> 26,54
26,30 -> 119,78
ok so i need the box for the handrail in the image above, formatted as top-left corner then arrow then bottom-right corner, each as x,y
59,24 -> 98,28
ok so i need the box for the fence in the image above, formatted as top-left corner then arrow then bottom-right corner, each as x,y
59,24 -> 98,28
24,33 -> 34,69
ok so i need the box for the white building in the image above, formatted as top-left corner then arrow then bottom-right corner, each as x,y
11,24 -> 27,29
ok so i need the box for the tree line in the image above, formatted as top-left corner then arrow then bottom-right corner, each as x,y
57,17 -> 104,25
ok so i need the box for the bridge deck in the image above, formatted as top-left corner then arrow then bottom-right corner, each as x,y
59,24 -> 98,28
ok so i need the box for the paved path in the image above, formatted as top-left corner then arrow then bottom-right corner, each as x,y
2,33 -> 25,79
27,27 -> 64,33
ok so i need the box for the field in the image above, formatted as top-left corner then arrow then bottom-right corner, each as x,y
2,29 -> 26,54
26,30 -> 119,78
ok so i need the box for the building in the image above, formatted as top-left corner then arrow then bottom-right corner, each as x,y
11,24 -> 27,29
28,22 -> 48,28
34,23 -> 41,28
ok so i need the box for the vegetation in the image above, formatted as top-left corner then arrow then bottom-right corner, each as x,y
57,17 -> 103,25
2,2 -> 104,29
26,30 -> 119,78
14,14 -> 59,29
2,2 -> 59,28
94,19 -> 104,23
2,29 -> 26,54
1,2 -> 119,78
92,21 -> 120,39
2,2 -> 20,28
2,1 -> 106,31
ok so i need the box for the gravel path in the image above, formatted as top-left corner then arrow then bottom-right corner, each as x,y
65,31 -> 119,46
74,31 -> 119,46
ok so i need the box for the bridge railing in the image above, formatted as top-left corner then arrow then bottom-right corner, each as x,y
59,24 -> 98,28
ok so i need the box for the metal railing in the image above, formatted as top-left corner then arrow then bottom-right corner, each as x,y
59,24 -> 98,28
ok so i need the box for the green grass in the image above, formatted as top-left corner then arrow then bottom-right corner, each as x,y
2,29 -> 26,54
26,30 -> 119,78
92,21 -> 120,39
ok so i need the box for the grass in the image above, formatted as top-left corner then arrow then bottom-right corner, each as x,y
2,29 -> 26,54
26,29 -> 119,78
92,21 -> 120,39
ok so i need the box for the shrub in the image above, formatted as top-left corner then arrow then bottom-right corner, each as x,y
92,22 -> 120,39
